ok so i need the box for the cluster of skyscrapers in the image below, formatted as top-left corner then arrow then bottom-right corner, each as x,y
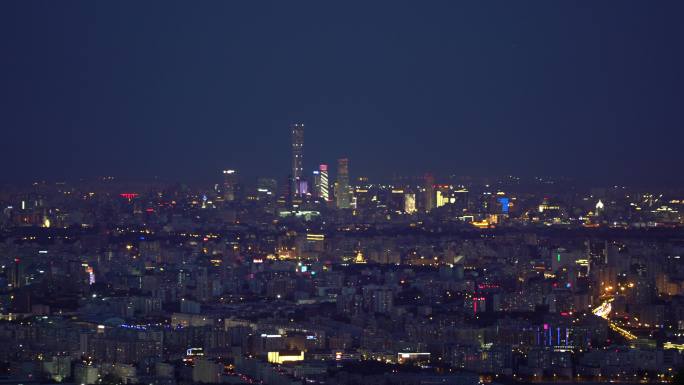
215,124 -> 453,216
289,123 -> 351,209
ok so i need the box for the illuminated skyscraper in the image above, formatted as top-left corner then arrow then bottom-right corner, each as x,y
9,258 -> 24,288
222,169 -> 237,201
298,180 -> 308,195
312,170 -> 320,197
436,187 -> 450,208
291,123 -> 304,196
318,164 -> 329,202
336,158 -> 351,209
424,173 -> 435,212
404,193 -> 417,214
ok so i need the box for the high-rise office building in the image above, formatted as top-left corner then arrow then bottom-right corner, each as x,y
257,177 -> 278,212
312,170 -> 321,198
9,258 -> 24,288
424,173 -> 435,212
318,164 -> 329,202
404,193 -> 417,214
436,186 -> 451,208
291,123 -> 304,196
298,180 -> 308,195
389,189 -> 405,212
336,158 -> 351,209
222,169 -> 237,201
257,177 -> 278,195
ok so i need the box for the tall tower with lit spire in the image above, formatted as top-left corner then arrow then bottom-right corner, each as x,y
291,123 -> 304,196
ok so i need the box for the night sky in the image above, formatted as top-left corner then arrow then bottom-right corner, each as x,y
1,1 -> 683,185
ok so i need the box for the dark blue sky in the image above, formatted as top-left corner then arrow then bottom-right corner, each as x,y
1,1 -> 683,185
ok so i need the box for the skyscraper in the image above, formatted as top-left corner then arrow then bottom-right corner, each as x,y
9,258 -> 24,288
312,170 -> 321,198
291,123 -> 304,196
257,177 -> 278,195
222,169 -> 237,201
256,177 -> 277,213
318,164 -> 329,202
404,193 -> 417,214
424,173 -> 435,212
336,158 -> 351,209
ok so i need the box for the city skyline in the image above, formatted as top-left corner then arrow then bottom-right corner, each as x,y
1,3 -> 684,383
0,119 -> 682,190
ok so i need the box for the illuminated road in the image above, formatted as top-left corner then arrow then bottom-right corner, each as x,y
592,298 -> 637,341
